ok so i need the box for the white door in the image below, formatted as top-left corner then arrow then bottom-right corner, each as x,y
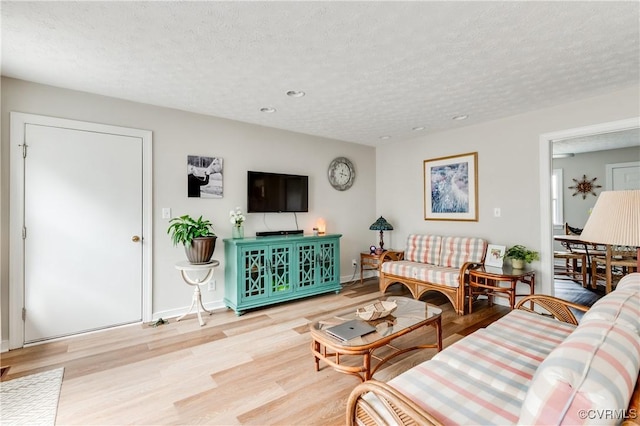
22,124 -> 143,343
606,161 -> 640,190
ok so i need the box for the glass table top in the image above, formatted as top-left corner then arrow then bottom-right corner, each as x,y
311,296 -> 442,347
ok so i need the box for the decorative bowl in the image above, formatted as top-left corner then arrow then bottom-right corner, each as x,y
356,300 -> 398,321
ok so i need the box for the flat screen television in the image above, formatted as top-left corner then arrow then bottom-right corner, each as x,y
247,171 -> 309,213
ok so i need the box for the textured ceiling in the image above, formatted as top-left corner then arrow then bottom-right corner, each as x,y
553,128 -> 640,155
2,1 -> 639,147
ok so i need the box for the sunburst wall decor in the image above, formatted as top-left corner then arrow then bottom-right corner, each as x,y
568,174 -> 602,199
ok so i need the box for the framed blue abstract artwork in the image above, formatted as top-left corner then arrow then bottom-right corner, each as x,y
424,152 -> 478,221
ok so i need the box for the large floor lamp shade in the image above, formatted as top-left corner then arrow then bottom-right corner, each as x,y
580,190 -> 640,270
369,216 -> 393,251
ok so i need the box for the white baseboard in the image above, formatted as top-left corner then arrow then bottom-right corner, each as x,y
152,299 -> 228,321
341,270 -> 377,284
154,275 -> 382,322
2,301 -> 230,350
494,298 -> 509,308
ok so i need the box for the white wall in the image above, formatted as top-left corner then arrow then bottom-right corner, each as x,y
2,78 -> 638,345
376,85 -> 640,296
553,146 -> 640,228
0,77 -> 376,343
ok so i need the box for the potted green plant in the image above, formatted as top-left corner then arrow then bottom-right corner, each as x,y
504,245 -> 540,269
167,215 -> 217,264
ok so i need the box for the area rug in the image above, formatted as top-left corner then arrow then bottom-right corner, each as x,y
0,368 -> 64,425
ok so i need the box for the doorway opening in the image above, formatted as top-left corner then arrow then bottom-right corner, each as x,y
539,117 -> 639,307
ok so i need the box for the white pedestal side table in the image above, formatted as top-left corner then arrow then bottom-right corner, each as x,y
175,260 -> 219,326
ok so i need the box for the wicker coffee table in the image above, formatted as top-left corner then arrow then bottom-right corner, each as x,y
310,297 -> 442,382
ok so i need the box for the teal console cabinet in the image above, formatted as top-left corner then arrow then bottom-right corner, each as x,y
223,234 -> 342,315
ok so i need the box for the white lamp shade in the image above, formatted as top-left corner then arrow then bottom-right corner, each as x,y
580,190 -> 640,247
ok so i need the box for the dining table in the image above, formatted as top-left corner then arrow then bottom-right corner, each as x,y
553,234 -> 606,287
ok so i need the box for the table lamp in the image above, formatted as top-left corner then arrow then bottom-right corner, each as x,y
369,216 -> 393,252
580,190 -> 640,271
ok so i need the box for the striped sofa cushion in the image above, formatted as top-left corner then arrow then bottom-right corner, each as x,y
433,328 -> 549,401
431,310 -> 575,402
518,319 -> 640,425
616,272 -> 640,293
487,309 -> 576,349
386,360 -> 523,425
366,309 -> 576,425
380,260 -> 415,278
580,288 -> 640,334
404,234 -> 442,264
380,261 -> 461,288
382,260 -> 460,287
413,264 -> 460,287
439,236 -> 487,268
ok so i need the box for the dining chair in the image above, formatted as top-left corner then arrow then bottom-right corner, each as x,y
591,245 -> 638,293
553,223 -> 592,287
554,249 -> 588,287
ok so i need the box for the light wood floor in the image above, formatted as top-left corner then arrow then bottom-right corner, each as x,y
1,279 -> 509,425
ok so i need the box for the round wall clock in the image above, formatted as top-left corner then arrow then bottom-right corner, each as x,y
328,157 -> 355,191
568,174 -> 602,199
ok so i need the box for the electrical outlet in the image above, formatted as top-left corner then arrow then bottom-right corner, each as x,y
208,278 -> 216,291
352,259 -> 357,267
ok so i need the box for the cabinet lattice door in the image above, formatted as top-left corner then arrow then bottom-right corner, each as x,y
318,241 -> 338,285
269,244 -> 293,294
241,246 -> 268,300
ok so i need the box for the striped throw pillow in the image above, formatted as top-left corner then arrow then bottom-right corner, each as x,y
404,234 -> 442,265
519,319 -> 640,425
439,236 -> 487,268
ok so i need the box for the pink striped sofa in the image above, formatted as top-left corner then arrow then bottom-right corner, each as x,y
348,272 -> 640,426
379,234 -> 487,315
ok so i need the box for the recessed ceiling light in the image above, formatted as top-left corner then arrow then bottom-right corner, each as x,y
260,107 -> 277,113
379,135 -> 391,140
412,126 -> 426,131
452,115 -> 469,121
286,90 -> 305,98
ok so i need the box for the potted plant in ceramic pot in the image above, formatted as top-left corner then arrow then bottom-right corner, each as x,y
504,245 -> 539,269
167,215 -> 217,264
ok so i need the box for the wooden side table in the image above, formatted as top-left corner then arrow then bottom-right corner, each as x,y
175,260 -> 219,326
360,250 -> 404,285
468,265 -> 535,313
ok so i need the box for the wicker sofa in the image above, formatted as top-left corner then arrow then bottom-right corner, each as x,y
347,272 -> 640,426
379,234 -> 487,315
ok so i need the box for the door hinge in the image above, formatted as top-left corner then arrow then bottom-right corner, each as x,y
22,226 -> 27,239
21,144 -> 28,158
22,307 -> 26,321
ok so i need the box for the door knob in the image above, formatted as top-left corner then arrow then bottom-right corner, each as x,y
132,235 -> 141,242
